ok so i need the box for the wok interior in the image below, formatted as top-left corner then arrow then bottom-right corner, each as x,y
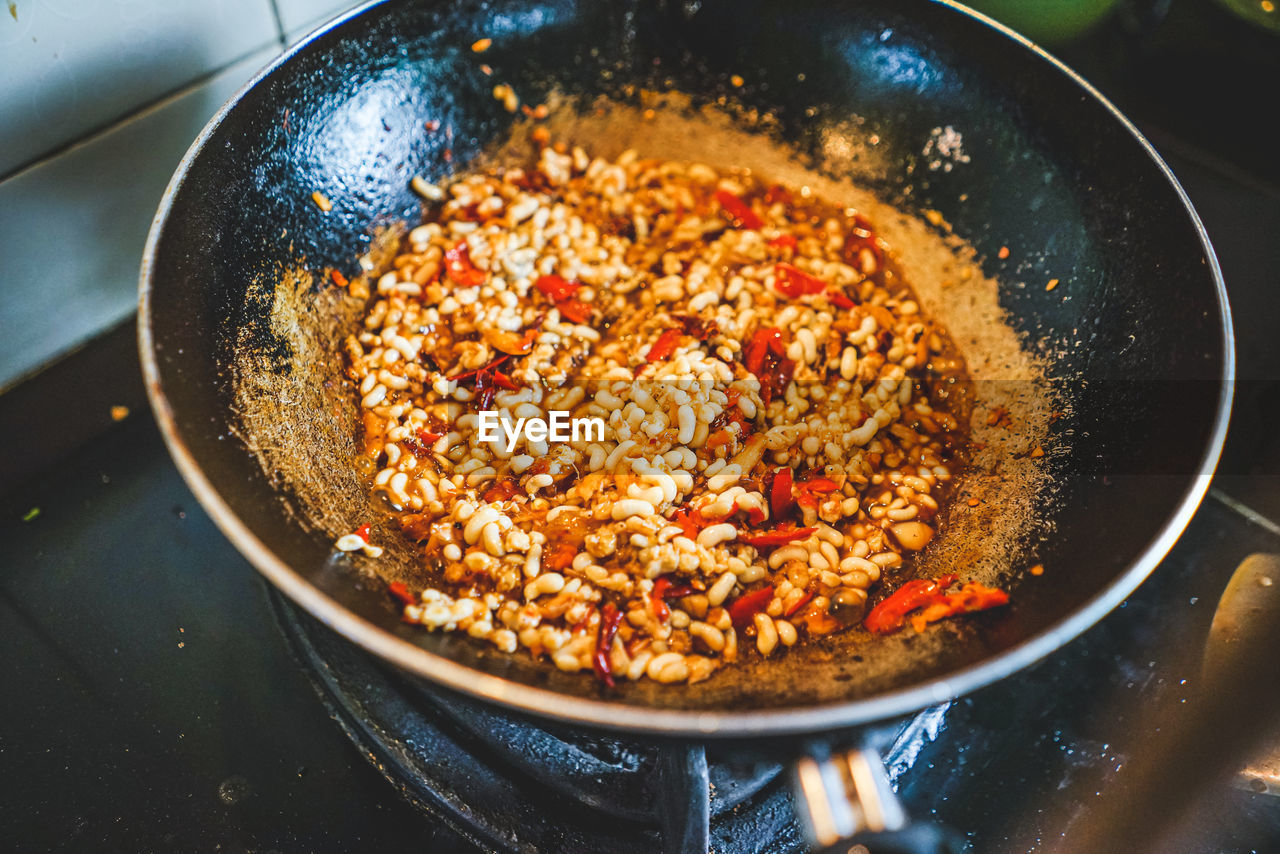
146,0 -> 1227,715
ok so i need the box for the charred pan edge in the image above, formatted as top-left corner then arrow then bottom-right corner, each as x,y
138,0 -> 1234,737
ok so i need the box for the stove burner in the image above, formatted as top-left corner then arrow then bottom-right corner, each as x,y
269,590 -> 935,853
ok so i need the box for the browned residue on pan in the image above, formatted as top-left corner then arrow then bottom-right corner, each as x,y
227,93 -> 1060,704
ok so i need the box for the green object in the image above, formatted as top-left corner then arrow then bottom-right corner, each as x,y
963,0 -> 1122,44
1212,0 -> 1280,32
21,506 -> 39,522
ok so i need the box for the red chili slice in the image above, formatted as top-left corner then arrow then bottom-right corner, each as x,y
761,356 -> 796,404
745,327 -> 784,375
355,524 -> 371,542
725,499 -> 766,526
388,581 -> 416,606
774,262 -> 826,299
745,336 -> 768,376
651,577 -> 674,622
444,241 -> 487,287
770,467 -> 795,518
714,189 -> 763,230
727,585 -> 775,629
593,602 -> 624,687
768,234 -> 797,251
744,325 -> 794,404
447,353 -> 519,406
828,291 -> 857,310
557,298 -> 594,324
416,429 -> 443,445
863,574 -> 958,634
650,577 -> 695,622
330,269 -> 349,288
646,328 -> 683,363
534,274 -> 580,302
447,354 -> 510,383
739,526 -> 816,548
908,583 -> 1010,633
669,506 -> 711,541
800,477 -> 840,493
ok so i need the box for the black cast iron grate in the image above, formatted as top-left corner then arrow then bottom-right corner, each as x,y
269,588 -> 940,854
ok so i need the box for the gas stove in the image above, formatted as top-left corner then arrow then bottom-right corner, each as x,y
2,1 -> 1278,851
267,493 -> 1280,853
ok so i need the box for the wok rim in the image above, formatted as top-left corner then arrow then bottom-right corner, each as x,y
138,0 -> 1235,738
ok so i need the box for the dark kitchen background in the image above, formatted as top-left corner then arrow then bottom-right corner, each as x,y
1,0 -> 1278,851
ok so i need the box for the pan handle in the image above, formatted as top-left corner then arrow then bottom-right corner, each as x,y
792,748 -> 964,854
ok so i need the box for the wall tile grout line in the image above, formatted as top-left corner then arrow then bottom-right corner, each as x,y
268,0 -> 289,47
0,40 -> 282,186
0,43 -> 286,390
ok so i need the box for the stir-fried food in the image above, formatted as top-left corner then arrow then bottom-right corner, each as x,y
337,139 -> 1008,685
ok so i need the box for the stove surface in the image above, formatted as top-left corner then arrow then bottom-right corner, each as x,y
3,2 -> 1279,850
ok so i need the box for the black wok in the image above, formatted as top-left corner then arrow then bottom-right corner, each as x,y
139,0 -> 1231,747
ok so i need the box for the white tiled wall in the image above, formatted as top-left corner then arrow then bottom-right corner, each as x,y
0,0 -> 278,178
0,46 -> 281,386
0,0 -> 362,390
